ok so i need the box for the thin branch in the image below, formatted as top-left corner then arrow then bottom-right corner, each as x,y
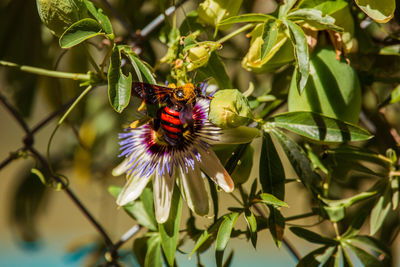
113,224 -> 142,250
0,60 -> 91,81
0,154 -> 17,171
28,147 -> 114,248
0,91 -> 30,134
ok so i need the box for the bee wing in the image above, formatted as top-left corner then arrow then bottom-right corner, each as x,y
132,82 -> 173,104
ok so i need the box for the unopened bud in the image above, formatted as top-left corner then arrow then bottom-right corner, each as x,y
209,89 -> 253,129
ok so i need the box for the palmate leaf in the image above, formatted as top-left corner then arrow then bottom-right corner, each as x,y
119,45 -> 156,84
59,18 -> 104,48
343,242 -> 382,267
267,111 -> 373,143
347,235 -> 391,256
290,227 -> 338,246
108,45 -> 132,113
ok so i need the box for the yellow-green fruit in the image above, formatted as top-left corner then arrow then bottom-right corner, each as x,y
288,47 -> 361,124
36,0 -> 87,37
209,89 -> 253,129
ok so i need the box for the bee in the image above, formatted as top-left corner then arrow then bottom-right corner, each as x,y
131,82 -> 207,146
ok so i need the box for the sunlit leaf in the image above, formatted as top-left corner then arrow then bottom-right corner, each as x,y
287,8 -> 342,32
355,0 -> 395,23
215,212 -> 239,266
218,14 -> 274,25
59,18 -> 103,48
268,111 -> 372,143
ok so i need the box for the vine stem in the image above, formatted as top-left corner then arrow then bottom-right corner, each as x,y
217,24 -> 255,44
0,60 -> 90,81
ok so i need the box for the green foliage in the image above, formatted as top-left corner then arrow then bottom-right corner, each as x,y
2,0 -> 400,266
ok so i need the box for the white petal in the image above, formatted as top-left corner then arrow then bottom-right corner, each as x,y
153,169 -> 175,224
112,155 -> 135,176
199,149 -> 234,192
116,171 -> 152,206
177,165 -> 209,215
210,126 -> 260,145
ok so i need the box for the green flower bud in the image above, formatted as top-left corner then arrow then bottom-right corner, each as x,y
186,42 -> 221,71
209,89 -> 253,129
242,23 -> 294,72
197,0 -> 243,29
36,0 -> 87,37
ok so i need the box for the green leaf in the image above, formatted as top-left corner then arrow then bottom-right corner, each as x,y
287,8 -> 343,32
270,128 -> 320,193
119,45 -> 156,84
259,133 -> 285,200
244,209 -> 257,248
108,186 -> 157,231
343,242 -> 382,267
216,212 -> 239,267
355,0 -> 395,23
268,111 -> 373,143
218,13 -> 274,25
390,84 -> 400,104
216,212 -> 240,251
319,191 -> 377,209
59,18 -> 103,48
189,218 -> 223,258
256,193 -> 288,207
347,235 -> 390,256
159,187 -> 182,267
145,235 -> 162,267
261,21 -> 279,61
370,185 -> 392,235
108,46 -> 132,113
268,206 -> 285,247
299,0 -> 348,15
341,246 -> 354,267
198,52 -> 233,89
290,227 -> 338,245
342,209 -> 370,238
297,246 -> 336,267
279,0 -> 298,17
83,0 -> 113,35
284,19 -> 309,94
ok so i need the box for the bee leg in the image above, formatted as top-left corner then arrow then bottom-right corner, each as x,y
137,100 -> 147,111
